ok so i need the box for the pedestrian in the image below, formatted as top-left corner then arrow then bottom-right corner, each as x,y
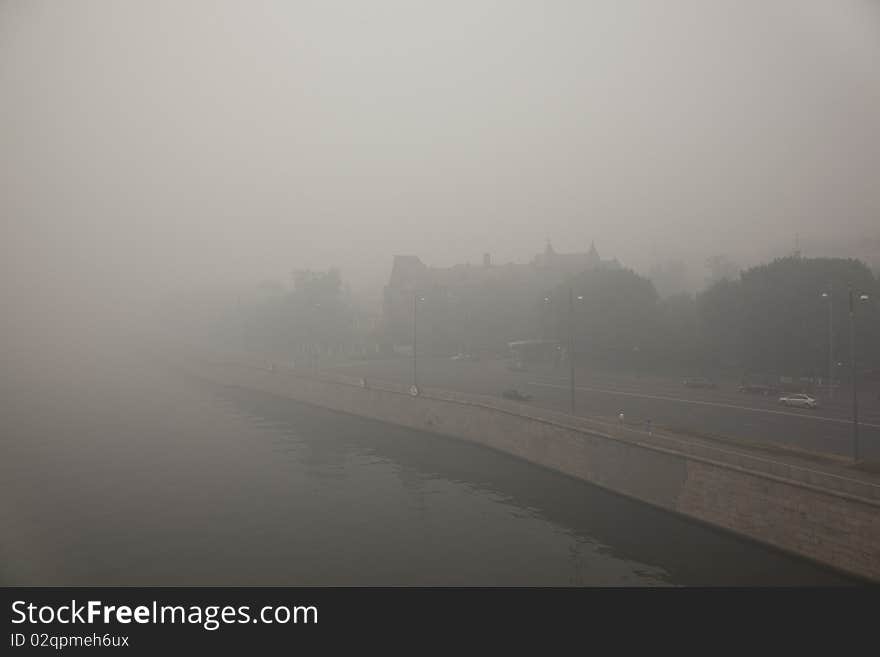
618,410 -> 625,425
646,418 -> 653,436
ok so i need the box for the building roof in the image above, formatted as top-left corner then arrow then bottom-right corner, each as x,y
388,255 -> 429,288
386,243 -> 619,291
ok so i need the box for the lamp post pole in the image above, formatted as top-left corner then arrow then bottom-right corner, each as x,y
546,289 -> 582,415
847,287 -> 871,462
822,289 -> 833,400
413,291 -> 419,390
829,291 -> 834,400
849,287 -> 858,462
568,287 -> 575,415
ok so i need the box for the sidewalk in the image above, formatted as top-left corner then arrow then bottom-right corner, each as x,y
600,415 -> 880,504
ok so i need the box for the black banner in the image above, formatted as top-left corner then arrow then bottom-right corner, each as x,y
2,587 -> 877,653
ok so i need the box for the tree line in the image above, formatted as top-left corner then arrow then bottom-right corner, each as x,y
550,256 -> 879,381
217,255 -> 879,383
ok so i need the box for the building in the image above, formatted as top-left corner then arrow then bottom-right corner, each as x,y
382,242 -> 620,354
530,241 -> 618,272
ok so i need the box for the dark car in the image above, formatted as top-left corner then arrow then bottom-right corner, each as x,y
502,389 -> 533,401
683,377 -> 717,389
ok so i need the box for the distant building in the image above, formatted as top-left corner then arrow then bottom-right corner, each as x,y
530,241 -> 618,272
382,242 -> 620,353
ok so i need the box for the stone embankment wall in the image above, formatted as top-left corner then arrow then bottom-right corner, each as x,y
183,354 -> 880,582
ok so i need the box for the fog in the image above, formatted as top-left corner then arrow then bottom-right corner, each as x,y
2,0 -> 879,346
5,2 -> 880,591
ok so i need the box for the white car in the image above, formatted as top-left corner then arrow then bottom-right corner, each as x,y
778,393 -> 818,409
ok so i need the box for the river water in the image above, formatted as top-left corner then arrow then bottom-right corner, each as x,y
0,344 -> 853,586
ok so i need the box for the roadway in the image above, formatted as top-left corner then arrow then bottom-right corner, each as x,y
321,357 -> 880,463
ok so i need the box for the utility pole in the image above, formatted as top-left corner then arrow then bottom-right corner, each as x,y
568,286 -> 575,415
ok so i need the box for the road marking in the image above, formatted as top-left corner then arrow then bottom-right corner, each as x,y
526,380 -> 880,429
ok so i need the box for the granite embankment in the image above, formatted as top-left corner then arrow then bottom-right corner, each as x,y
181,351 -> 880,582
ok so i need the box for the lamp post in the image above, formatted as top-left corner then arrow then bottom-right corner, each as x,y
568,288 -> 575,415
412,291 -> 425,393
821,289 -> 833,400
237,294 -> 245,350
543,296 -> 553,370
545,289 -> 582,415
848,286 -> 870,463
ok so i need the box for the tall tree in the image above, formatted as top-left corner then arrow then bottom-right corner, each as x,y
698,256 -> 879,377
549,268 -> 661,367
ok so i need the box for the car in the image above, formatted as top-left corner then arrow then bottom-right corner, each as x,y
502,389 -> 533,401
778,393 -> 818,409
507,361 -> 527,372
683,377 -> 716,389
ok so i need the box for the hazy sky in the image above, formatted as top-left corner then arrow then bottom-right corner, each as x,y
3,0 -> 879,315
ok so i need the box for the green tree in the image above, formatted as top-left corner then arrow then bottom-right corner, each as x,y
697,256 -> 879,378
549,268 -> 661,368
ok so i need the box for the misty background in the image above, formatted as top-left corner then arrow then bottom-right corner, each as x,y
2,0 -> 879,354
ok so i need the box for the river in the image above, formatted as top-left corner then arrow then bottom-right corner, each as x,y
0,343 -> 853,585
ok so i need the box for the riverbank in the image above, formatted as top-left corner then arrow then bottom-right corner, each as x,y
176,346 -> 880,583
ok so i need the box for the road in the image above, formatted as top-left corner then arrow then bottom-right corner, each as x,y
321,357 -> 880,462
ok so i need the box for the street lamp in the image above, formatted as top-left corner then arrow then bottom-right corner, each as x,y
849,287 -> 870,463
821,289 -> 833,400
544,289 -> 583,415
567,288 -> 575,414
412,292 -> 425,394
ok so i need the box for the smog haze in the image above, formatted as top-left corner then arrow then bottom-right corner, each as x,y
3,1 -> 880,594
3,1 -> 879,322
